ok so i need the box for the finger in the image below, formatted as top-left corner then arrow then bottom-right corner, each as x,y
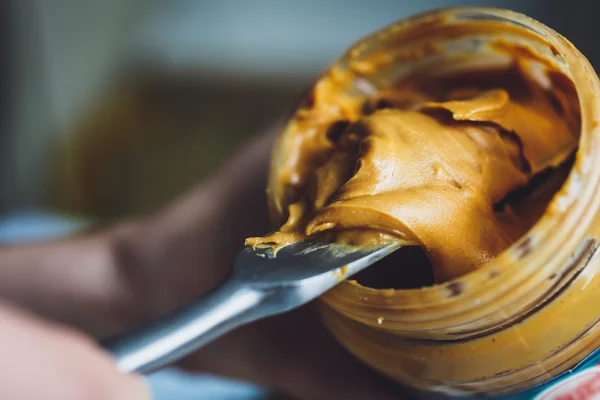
118,126 -> 278,318
0,300 -> 149,400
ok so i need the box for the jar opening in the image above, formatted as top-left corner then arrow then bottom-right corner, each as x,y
322,8 -> 590,300
311,7 -> 600,396
313,7 -> 600,331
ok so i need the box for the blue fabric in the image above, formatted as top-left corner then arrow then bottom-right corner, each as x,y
0,210 -> 269,400
148,370 -> 267,400
0,211 -> 88,243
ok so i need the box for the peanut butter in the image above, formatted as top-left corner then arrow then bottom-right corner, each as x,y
244,7 -> 600,397
247,62 -> 578,282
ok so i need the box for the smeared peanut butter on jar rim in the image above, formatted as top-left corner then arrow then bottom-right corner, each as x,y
247,7 -> 600,397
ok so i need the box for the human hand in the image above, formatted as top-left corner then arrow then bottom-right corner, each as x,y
0,300 -> 148,400
118,127 -> 402,399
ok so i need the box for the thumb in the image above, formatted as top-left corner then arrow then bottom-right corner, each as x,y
0,300 -> 150,400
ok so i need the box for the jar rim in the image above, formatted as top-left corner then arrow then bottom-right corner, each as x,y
323,7 -> 600,324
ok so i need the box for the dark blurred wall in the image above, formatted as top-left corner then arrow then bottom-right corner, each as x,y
0,0 -> 13,212
535,0 -> 600,69
3,0 -> 600,216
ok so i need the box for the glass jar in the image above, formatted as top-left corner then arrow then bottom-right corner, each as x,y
268,7 -> 600,398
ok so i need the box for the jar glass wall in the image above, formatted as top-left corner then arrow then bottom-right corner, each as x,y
266,7 -> 600,397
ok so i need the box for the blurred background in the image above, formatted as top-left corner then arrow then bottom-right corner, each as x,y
0,0 -> 599,399
1,0 -> 599,218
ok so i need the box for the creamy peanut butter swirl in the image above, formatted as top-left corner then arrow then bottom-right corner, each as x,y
247,63 -> 578,282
